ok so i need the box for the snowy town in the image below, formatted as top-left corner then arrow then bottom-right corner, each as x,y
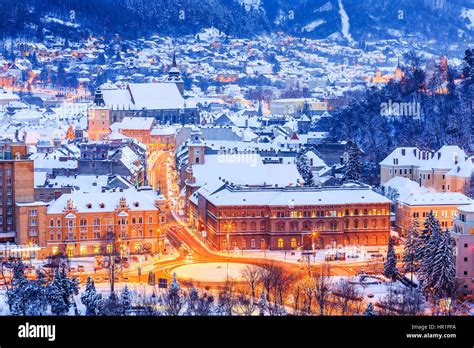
0,0 -> 473,320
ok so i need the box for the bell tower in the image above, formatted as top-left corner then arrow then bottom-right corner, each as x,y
188,127 -> 204,166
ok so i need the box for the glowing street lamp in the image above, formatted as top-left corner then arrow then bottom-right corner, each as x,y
312,229 -> 318,262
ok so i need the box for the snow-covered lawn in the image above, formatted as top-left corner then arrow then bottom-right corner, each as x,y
172,262 -> 254,282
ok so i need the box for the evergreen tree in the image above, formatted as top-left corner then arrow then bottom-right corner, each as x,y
258,290 -> 266,316
384,236 -> 398,280
431,229 -> 456,300
415,211 -> 439,265
296,149 -> 315,186
47,268 -> 69,316
81,277 -> 103,316
403,219 -> 420,275
344,142 -> 361,182
363,302 -> 377,316
164,273 -> 184,316
418,214 -> 442,297
120,285 -> 132,315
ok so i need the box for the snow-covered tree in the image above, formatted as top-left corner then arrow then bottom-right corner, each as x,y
344,142 -> 361,182
363,302 -> 377,316
403,219 -> 420,275
430,229 -> 456,300
186,287 -> 199,315
258,290 -> 266,316
81,277 -> 104,316
120,285 -> 132,315
47,268 -> 69,316
296,149 -> 315,186
163,273 -> 184,316
384,236 -> 398,280
418,214 -> 443,297
6,262 -> 48,316
415,211 -> 440,265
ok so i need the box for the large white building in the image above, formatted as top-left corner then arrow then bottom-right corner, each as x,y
452,204 -> 474,295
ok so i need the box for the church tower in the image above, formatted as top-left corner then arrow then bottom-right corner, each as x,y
165,52 -> 184,96
88,89 -> 111,141
187,127 -> 205,166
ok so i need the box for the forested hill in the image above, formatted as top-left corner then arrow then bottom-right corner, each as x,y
0,0 -> 473,43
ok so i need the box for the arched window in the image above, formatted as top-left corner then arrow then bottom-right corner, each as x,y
362,236 -> 368,245
277,238 -> 284,249
353,236 -> 359,245
241,238 -> 247,249
372,219 -> 377,228
372,236 -> 377,245
354,220 -> 359,229
343,237 -> 349,245
138,216 -> 143,224
291,238 -> 297,248
131,217 -> 136,224
250,238 -> 256,249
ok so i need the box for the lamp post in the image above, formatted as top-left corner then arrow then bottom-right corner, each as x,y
312,230 -> 318,263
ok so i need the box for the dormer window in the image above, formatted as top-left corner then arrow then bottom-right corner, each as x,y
99,203 -> 105,208
134,202 -> 139,207
401,149 -> 405,156
86,203 -> 92,209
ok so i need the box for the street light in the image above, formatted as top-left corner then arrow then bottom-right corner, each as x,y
312,230 -> 318,263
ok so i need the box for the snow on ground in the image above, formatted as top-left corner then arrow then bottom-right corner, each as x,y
213,245 -> 398,266
172,262 -> 256,282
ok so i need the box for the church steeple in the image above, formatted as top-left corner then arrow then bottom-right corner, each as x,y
166,51 -> 184,96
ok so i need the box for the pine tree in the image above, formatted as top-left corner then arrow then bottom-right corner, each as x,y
415,211 -> 439,265
363,302 -> 377,316
120,285 -> 132,315
164,273 -> 184,316
418,214 -> 442,297
403,219 -> 420,275
258,290 -> 266,316
431,229 -> 456,300
296,149 -> 315,186
384,236 -> 398,280
344,142 -> 361,182
81,277 -> 103,316
47,268 -> 69,316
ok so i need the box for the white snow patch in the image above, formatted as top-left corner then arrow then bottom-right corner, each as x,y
338,0 -> 355,46
302,19 -> 326,33
460,8 -> 474,30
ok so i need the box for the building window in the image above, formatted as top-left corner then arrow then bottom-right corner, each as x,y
241,239 -> 246,249
277,238 -> 284,249
250,238 -> 256,249
291,238 -> 297,248
29,209 -> 37,216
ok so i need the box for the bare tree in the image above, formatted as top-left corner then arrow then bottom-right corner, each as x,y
313,263 -> 334,315
241,264 -> 261,300
299,276 -> 316,315
217,279 -> 238,316
235,290 -> 259,316
332,278 -> 363,315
